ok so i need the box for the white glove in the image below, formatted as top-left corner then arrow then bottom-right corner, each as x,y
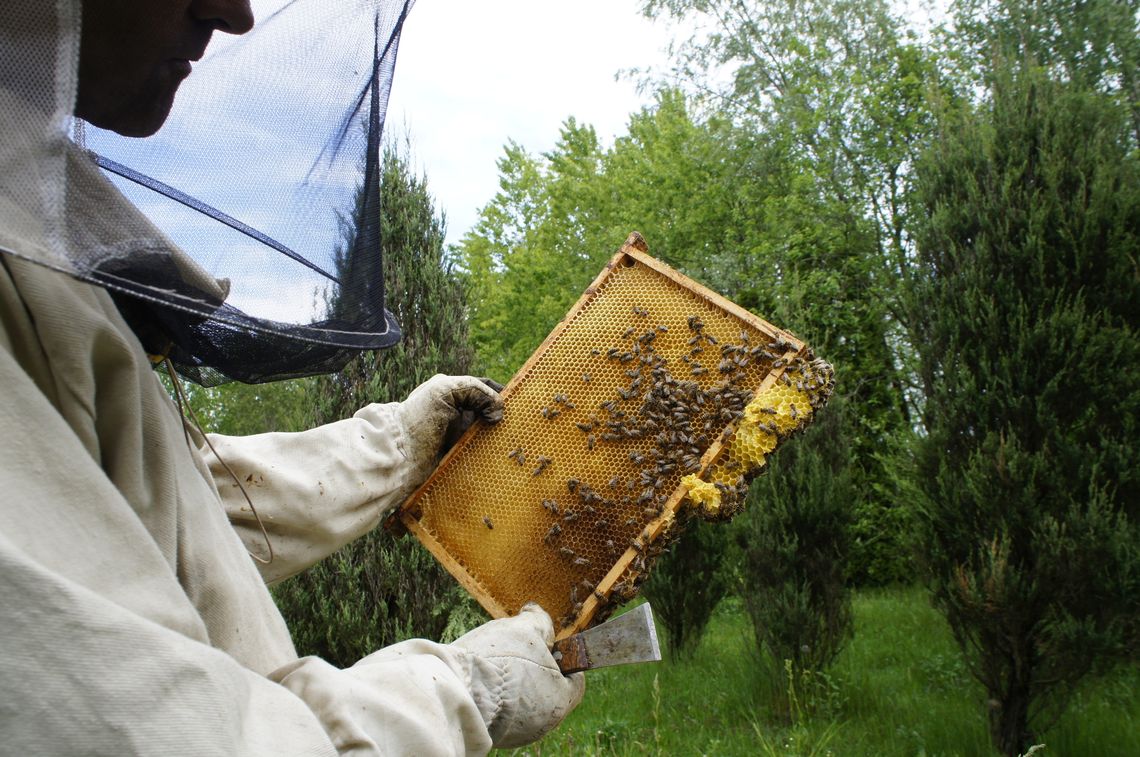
452,603 -> 586,749
396,374 -> 504,491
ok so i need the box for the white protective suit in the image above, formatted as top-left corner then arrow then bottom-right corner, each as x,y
0,2 -> 582,754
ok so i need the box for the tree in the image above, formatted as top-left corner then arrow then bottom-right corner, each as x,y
947,0 -> 1140,145
271,141 -> 485,666
904,65 -> 1140,755
642,517 -> 732,659
459,120 -> 615,382
637,0 -> 932,584
735,394 -> 854,708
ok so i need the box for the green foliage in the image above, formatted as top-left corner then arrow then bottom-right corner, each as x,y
904,61 -> 1140,755
949,0 -> 1140,118
460,122 -> 612,382
735,396 -> 854,702
642,517 -> 731,659
271,141 -> 484,665
163,376 -> 317,437
271,532 -> 483,666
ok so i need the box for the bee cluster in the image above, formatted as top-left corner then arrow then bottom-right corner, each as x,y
514,307 -> 817,629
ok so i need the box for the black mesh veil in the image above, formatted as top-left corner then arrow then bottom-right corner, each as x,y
76,0 -> 414,385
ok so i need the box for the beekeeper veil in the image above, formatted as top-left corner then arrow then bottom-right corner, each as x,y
0,0 -> 414,384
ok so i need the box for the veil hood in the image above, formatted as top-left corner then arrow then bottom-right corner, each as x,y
0,1 -> 414,385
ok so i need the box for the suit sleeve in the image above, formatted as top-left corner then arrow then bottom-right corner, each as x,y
202,402 -> 416,584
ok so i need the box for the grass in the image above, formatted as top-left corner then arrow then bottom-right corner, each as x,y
508,587 -> 1140,756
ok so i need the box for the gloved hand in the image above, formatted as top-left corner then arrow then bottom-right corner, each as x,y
396,374 -> 504,489
452,603 -> 586,749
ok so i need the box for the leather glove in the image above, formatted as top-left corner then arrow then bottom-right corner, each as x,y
396,374 -> 504,490
452,603 -> 586,748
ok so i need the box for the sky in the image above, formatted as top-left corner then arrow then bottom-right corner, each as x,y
385,0 -> 676,248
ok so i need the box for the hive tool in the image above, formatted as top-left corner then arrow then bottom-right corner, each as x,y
552,603 -> 662,674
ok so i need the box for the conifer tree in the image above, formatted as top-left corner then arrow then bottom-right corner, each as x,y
271,142 -> 484,666
735,395 -> 854,688
905,66 -> 1140,755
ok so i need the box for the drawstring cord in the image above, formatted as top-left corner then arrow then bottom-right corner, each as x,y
162,357 -> 275,566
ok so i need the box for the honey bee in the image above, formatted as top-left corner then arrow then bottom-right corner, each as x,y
567,478 -> 580,493
482,516 -> 494,529
544,523 -> 562,543
582,373 -> 592,383
572,556 -> 591,567
559,546 -> 575,558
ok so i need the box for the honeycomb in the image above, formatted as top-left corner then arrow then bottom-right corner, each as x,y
682,356 -> 834,520
397,233 -> 833,638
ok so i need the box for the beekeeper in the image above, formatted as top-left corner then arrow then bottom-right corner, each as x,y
0,1 -> 583,754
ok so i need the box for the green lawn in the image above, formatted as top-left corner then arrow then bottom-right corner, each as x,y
509,587 -> 1140,756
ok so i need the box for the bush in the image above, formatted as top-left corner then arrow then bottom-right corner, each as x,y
734,397 -> 854,708
642,516 -> 731,659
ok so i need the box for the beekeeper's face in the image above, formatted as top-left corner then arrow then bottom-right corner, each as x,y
77,0 -> 254,137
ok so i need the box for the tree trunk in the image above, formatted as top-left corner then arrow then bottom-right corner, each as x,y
990,678 -> 1032,757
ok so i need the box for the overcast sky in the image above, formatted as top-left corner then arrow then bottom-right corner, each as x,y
385,0 -> 676,248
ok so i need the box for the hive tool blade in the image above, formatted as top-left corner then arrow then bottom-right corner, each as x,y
551,603 -> 662,674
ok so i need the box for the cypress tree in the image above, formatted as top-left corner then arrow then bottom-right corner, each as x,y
735,395 -> 854,693
642,516 -> 731,659
904,66 -> 1140,755
271,141 -> 485,666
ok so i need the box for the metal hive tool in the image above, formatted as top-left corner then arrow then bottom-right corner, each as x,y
396,232 -> 834,639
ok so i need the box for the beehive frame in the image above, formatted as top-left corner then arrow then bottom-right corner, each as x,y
397,232 -> 816,638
